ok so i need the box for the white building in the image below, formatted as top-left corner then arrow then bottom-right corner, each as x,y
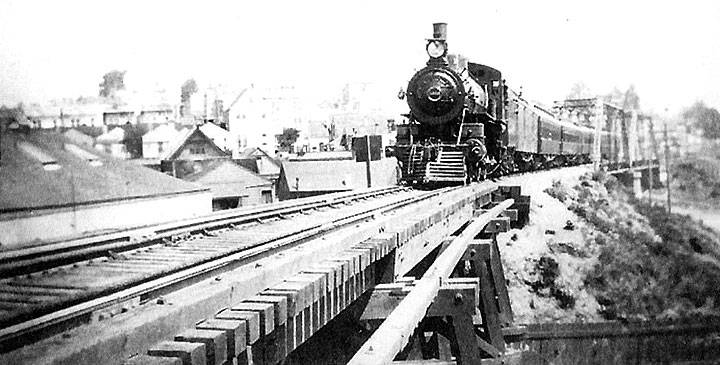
95,127 -> 129,159
142,123 -> 188,159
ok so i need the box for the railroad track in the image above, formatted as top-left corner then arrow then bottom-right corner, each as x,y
0,185 -> 456,352
0,186 -> 404,277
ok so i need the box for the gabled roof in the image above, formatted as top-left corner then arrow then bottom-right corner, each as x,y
183,159 -> 271,198
238,147 -> 281,167
199,122 -> 232,151
95,127 -> 125,143
164,126 -> 228,160
142,123 -> 185,143
0,130 -> 208,214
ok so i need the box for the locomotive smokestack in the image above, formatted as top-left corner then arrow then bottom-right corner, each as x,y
432,23 -> 447,40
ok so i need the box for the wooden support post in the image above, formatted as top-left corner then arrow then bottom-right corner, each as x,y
359,281 -> 482,364
349,199 -> 514,364
462,242 -> 504,352
489,236 -> 513,326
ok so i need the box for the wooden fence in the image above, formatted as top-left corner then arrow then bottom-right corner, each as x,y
505,317 -> 720,364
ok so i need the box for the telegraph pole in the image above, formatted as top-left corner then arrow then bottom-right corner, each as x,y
664,122 -> 672,213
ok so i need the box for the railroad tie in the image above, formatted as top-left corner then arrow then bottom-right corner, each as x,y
124,354 -> 182,365
285,273 -> 327,332
174,329 -> 227,365
244,294 -> 289,363
304,262 -> 344,318
195,319 -> 247,361
260,289 -> 301,353
147,341 -> 206,365
266,280 -> 313,347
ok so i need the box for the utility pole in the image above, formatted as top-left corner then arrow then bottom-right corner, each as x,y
365,135 -> 372,188
648,157 -> 653,206
592,98 -> 603,172
664,121 -> 672,214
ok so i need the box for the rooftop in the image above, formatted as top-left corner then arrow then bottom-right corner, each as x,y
0,130 -> 208,214
184,159 -> 271,198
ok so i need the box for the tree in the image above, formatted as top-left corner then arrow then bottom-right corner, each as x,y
602,87 -> 624,106
683,101 -> 720,139
621,85 -> 640,111
566,81 -> 593,100
180,79 -> 198,117
180,79 -> 198,103
276,128 -> 300,152
121,123 -> 149,159
99,70 -> 126,98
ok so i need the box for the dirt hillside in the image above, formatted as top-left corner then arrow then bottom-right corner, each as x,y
497,167 -> 720,324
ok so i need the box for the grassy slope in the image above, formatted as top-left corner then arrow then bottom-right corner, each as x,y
545,172 -> 720,321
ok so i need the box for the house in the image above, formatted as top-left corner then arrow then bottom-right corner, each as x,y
137,106 -> 174,124
94,127 -> 129,159
0,129 -> 211,248
183,159 -> 274,211
25,104 -> 106,129
225,84 -> 305,157
236,147 -> 282,182
276,157 -> 398,200
103,110 -> 136,126
142,123 -> 187,159
160,126 -> 230,177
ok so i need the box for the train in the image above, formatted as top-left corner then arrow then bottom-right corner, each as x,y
391,23 -> 622,186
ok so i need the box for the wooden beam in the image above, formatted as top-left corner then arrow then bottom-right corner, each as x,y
348,199 -> 515,365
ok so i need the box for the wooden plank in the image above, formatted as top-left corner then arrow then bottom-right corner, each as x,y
215,309 -> 260,345
302,266 -> 336,322
174,329 -> 227,365
267,281 -> 312,346
244,295 -> 288,326
489,236 -> 513,326
196,319 -> 247,360
261,290 -> 299,353
483,217 -> 510,234
501,209 -> 518,221
285,273 -> 326,335
476,245 -> 504,351
348,199 -> 514,364
124,354 -> 182,365
147,341 -> 206,365
231,302 -> 275,336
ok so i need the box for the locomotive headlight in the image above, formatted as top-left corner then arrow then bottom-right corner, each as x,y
426,40 -> 446,58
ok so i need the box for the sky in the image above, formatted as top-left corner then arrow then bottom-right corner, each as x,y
1,0 -> 719,115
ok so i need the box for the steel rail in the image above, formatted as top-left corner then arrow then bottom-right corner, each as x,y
0,186 -> 455,351
348,198 -> 515,364
0,186 -> 404,276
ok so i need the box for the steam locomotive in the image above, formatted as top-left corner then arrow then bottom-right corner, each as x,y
393,23 -> 617,185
